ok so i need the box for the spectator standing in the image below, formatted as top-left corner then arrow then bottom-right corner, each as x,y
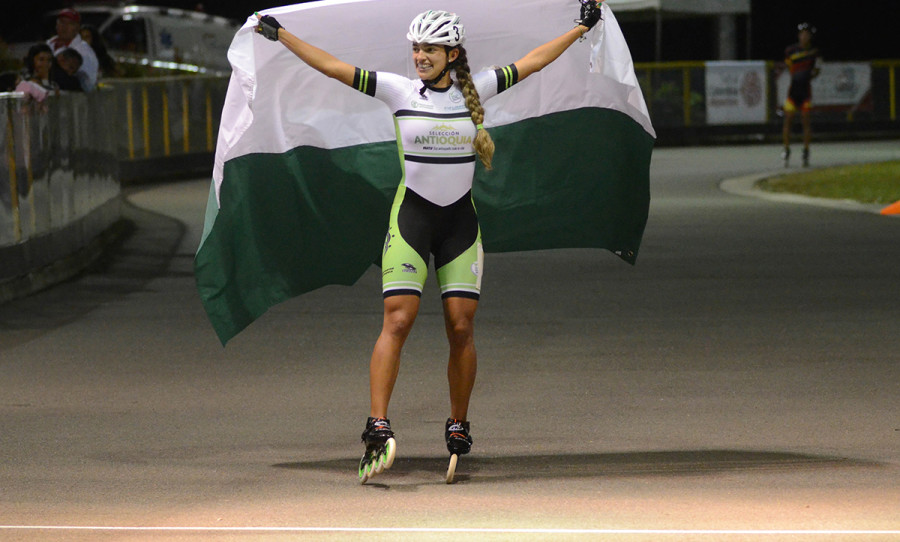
46,8 -> 98,91
781,22 -> 821,167
80,24 -> 118,78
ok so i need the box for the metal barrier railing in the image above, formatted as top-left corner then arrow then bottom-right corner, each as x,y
635,59 -> 900,129
1,90 -> 119,248
871,60 -> 898,121
101,75 -> 228,162
1,75 -> 228,252
635,61 -> 705,128
71,63 -> 900,166
0,75 -> 228,260
3,62 -> 897,253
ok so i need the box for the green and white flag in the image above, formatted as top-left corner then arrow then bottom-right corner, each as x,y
195,0 -> 655,345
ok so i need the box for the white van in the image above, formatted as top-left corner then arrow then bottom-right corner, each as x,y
45,5 -> 239,75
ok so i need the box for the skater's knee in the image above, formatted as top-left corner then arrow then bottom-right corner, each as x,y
382,295 -> 418,332
382,312 -> 415,339
444,316 -> 475,347
442,297 -> 477,345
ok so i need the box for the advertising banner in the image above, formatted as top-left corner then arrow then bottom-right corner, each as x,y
776,62 -> 871,108
705,61 -> 767,125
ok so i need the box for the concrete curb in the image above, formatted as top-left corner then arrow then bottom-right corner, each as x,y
719,171 -> 894,216
0,198 -> 185,306
0,219 -> 131,305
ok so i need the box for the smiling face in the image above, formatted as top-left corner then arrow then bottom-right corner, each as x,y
32,51 -> 53,79
411,43 -> 459,84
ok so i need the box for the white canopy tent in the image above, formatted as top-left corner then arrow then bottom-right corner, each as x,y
606,0 -> 751,61
607,0 -> 749,14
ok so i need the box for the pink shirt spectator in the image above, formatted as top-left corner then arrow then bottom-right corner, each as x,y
16,80 -> 50,102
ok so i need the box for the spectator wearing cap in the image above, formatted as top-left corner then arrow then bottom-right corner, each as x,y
46,8 -> 99,91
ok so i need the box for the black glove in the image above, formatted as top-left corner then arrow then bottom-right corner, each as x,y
256,14 -> 283,41
577,0 -> 603,30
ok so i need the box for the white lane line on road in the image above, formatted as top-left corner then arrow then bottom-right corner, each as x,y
1,526 -> 899,535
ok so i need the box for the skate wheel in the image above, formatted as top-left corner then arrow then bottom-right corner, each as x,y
374,438 -> 396,475
383,438 -> 396,470
446,453 -> 458,484
359,438 -> 397,483
374,448 -> 385,475
359,449 -> 378,484
358,458 -> 370,484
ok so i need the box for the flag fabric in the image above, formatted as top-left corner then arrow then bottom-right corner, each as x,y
195,0 -> 655,345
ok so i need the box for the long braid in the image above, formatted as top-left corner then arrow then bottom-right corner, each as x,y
453,47 -> 495,170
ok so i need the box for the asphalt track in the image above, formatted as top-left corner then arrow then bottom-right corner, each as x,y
1,142 -> 898,541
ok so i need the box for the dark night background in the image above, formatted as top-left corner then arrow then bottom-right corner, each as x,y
3,1 -> 896,62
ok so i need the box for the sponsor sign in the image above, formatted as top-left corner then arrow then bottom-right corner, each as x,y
776,62 -> 871,108
705,61 -> 767,125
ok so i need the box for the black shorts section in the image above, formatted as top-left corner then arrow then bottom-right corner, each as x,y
397,188 -> 479,271
383,289 -> 422,299
788,84 -> 811,107
441,290 -> 480,301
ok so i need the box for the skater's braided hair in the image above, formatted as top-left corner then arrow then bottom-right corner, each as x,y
452,46 -> 495,170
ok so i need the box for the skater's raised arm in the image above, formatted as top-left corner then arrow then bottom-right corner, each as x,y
255,14 -> 357,87
513,0 -> 603,82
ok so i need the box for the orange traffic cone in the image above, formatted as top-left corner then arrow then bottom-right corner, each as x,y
881,200 -> 900,215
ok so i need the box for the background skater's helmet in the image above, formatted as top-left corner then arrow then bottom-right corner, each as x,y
797,22 -> 816,34
407,10 -> 466,46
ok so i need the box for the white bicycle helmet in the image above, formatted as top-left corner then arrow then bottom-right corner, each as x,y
407,10 -> 466,46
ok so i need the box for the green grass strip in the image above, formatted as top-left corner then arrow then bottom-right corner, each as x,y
757,160 -> 900,204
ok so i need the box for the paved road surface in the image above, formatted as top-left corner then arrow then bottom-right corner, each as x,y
1,142 -> 898,541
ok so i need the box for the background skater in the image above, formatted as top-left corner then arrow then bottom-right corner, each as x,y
781,22 -> 821,167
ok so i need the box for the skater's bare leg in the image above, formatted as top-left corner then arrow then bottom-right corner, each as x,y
443,296 -> 478,421
369,295 -> 420,418
801,109 -> 812,150
782,109 -> 795,149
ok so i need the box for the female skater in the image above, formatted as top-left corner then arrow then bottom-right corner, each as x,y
255,1 -> 603,482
